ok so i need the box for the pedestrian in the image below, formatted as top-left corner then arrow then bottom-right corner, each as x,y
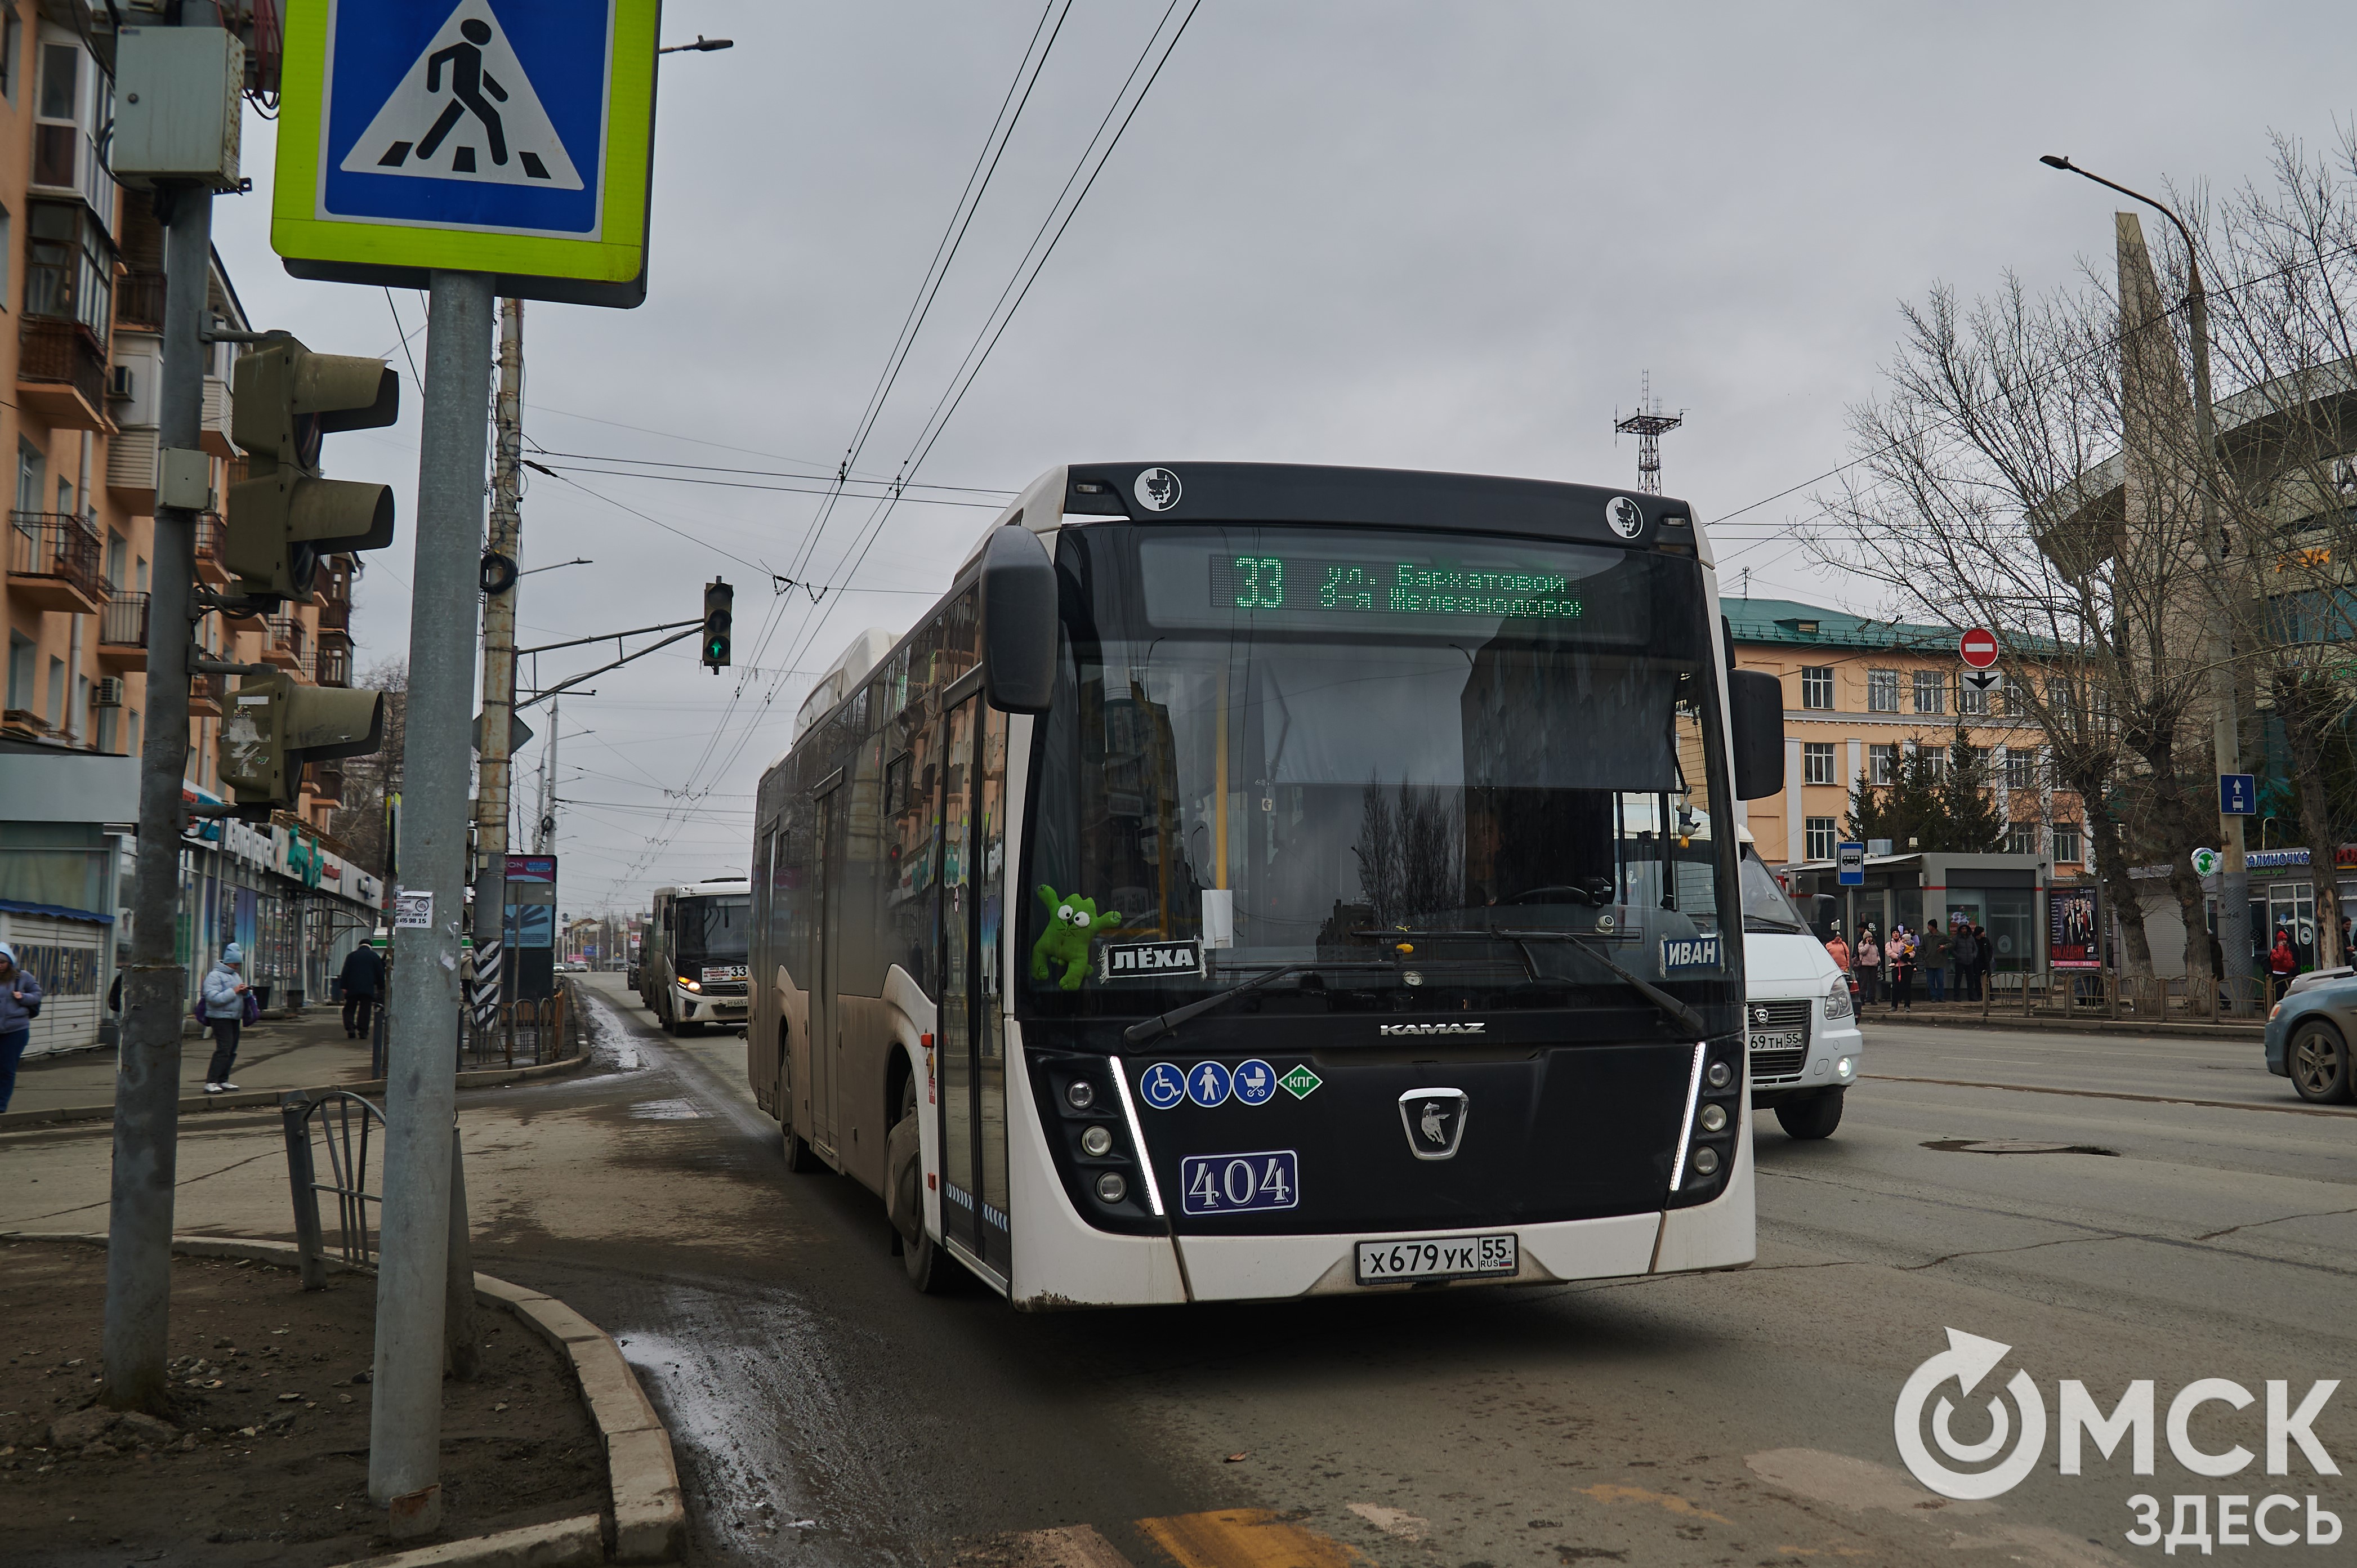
1889,924 -> 1917,1012
2269,927 -> 2298,1004
1952,921 -> 1981,1002
1824,922 -> 1852,977
1921,918 -> 1950,1004
0,943 -> 44,1114
1855,924 -> 1882,1007
339,941 -> 384,1040
201,942 -> 252,1093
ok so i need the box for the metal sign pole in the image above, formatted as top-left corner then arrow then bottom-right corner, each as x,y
367,271 -> 494,1532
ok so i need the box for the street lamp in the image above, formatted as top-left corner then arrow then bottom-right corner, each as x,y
658,35 -> 733,54
2041,153 -> 2256,1013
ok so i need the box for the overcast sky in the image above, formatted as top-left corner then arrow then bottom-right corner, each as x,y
211,1 -> 2357,917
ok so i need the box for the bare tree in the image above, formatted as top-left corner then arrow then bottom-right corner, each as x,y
1809,269 -> 2224,1014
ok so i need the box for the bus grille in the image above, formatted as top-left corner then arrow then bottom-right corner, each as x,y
1747,998 -> 1812,1083
697,981 -> 748,998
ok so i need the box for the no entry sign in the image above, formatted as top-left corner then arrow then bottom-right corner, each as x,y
1958,628 -> 1999,669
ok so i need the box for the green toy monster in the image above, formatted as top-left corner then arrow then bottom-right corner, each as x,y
1032,884 -> 1122,991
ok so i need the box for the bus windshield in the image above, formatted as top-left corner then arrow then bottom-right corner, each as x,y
1026,524 -> 1735,1020
673,895 -> 750,965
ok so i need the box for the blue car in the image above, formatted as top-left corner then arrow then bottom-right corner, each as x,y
2265,967 -> 2357,1102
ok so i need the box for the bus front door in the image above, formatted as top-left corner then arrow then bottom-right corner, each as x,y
938,695 -> 1013,1279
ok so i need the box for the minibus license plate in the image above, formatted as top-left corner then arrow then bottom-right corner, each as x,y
1748,1030 -> 1804,1053
1356,1233 -> 1517,1285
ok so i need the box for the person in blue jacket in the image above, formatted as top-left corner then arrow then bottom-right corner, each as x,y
0,943 -> 43,1113
202,943 -> 252,1093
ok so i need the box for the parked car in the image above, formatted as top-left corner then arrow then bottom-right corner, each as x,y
2265,971 -> 2357,1102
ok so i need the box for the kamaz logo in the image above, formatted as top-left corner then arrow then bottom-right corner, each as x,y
1378,1022 -> 1486,1037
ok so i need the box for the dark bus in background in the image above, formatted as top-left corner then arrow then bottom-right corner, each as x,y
748,462 -> 1785,1307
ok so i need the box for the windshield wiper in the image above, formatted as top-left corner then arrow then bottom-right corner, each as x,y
1350,926 -> 1711,1036
1494,928 -> 1710,1035
1122,962 -> 1391,1046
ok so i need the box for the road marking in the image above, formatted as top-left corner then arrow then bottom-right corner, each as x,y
1136,1508 -> 1363,1568
1572,1484 -> 1730,1524
955,1524 -> 1133,1567
1863,1072 -> 2357,1118
1344,1502 -> 1427,1540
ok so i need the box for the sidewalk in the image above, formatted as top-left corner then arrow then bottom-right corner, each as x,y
7,1003 -> 379,1119
1851,995 -> 2267,1041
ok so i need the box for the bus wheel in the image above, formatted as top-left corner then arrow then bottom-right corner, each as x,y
890,1077 -> 952,1293
780,1036 -> 823,1172
1775,1088 -> 1845,1140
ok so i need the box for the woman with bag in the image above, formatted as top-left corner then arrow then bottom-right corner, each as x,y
0,943 -> 44,1113
201,943 -> 252,1094
1855,925 -> 1882,1007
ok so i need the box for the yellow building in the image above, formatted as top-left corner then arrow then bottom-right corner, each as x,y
1725,597 -> 2083,873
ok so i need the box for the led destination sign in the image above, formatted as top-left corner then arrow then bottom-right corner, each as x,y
1208,554 -> 1584,620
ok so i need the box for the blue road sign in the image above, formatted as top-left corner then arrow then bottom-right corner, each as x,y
2220,774 -> 2258,816
1837,841 -> 1865,886
1186,1061 -> 1233,1108
276,1 -> 660,302
1231,1059 -> 1278,1106
1139,1061 -> 1186,1111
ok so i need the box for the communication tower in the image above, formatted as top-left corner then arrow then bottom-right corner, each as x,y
1613,373 -> 1684,495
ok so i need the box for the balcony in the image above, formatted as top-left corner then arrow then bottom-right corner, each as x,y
19,318 -> 110,431
264,615 -> 308,673
188,673 -> 222,718
2,708 -> 52,740
315,635 -> 352,688
194,511 -> 232,587
117,271 -> 166,334
202,375 -> 236,459
305,764 -> 345,807
7,512 -> 105,612
98,591 -> 150,671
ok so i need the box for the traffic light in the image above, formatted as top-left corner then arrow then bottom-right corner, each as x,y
216,670 -> 386,814
702,578 -> 733,673
225,337 -> 401,604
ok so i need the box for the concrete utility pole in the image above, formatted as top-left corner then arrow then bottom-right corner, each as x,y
369,273 -> 494,1534
470,298 -> 526,1028
102,17 -> 218,1418
537,696 -> 561,852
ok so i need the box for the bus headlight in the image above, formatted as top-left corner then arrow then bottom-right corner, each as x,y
1824,979 -> 1853,1020
1836,1056 -> 1856,1081
1691,1147 -> 1722,1177
1095,1172 -> 1128,1204
680,977 -> 702,993
1699,1102 -> 1727,1133
1065,1079 -> 1096,1111
1081,1125 -> 1114,1157
1706,1060 -> 1733,1089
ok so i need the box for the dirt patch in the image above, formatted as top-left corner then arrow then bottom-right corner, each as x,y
0,1240 -> 604,1566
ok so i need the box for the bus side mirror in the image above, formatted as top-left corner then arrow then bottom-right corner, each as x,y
980,524 -> 1057,714
1729,669 -> 1784,799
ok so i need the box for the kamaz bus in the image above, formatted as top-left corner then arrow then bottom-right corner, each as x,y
640,878 -> 752,1034
747,462 -> 1785,1306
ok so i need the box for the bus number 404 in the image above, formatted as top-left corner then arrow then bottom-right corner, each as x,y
1180,1150 -> 1300,1216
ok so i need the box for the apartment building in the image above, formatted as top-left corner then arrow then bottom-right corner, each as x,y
1,4 -> 374,1056
1725,597 -> 2085,874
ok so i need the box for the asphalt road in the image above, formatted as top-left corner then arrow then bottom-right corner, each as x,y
494,981 -> 2357,1568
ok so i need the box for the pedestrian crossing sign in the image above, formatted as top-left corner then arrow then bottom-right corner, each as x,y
271,0 -> 661,306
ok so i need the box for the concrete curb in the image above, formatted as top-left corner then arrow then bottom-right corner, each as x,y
0,1051 -> 592,1134
1863,1011 -> 2266,1042
0,1231 -> 685,1565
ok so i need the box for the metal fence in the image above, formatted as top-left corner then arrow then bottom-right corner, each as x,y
369,976 -> 582,1077
279,1089 -> 385,1289
7,510 -> 102,600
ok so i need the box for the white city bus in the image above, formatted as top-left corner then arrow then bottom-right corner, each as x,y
748,462 -> 1786,1307
640,879 -> 752,1034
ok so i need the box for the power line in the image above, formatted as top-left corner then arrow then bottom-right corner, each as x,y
524,450 -> 1017,496
528,461 -> 1010,508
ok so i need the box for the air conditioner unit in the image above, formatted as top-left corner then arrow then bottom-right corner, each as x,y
108,364 -> 135,400
93,677 -> 126,708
